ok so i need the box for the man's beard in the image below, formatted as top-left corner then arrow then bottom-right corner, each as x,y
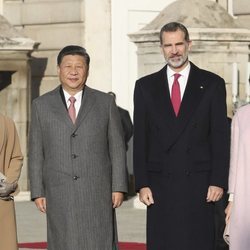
167,54 -> 188,69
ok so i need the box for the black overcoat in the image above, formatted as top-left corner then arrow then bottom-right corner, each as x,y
133,62 -> 230,250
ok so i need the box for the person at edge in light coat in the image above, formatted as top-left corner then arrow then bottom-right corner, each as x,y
225,104 -> 250,249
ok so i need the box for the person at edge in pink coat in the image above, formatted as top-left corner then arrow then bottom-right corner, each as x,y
225,104 -> 250,249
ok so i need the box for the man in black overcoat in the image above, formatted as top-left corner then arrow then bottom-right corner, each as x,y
133,22 -> 230,250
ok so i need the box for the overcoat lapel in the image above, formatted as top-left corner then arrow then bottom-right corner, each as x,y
159,67 -> 176,120
151,65 -> 174,121
156,63 -> 206,150
171,65 -> 205,142
49,86 -> 74,128
74,86 -> 96,129
49,86 -> 96,129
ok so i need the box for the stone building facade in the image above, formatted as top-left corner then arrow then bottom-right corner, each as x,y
233,0 -> 250,29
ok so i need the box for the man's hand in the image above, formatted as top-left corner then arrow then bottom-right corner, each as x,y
139,187 -> 154,206
206,185 -> 223,202
112,192 -> 124,208
35,197 -> 47,213
0,181 -> 17,197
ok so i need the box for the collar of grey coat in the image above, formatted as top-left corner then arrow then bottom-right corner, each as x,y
152,62 -> 206,151
50,85 -> 96,129
59,85 -> 85,109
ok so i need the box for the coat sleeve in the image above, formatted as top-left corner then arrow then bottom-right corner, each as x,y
228,113 -> 239,194
133,81 -> 149,191
108,98 -> 128,193
5,118 -> 23,186
209,78 -> 230,189
28,101 -> 45,200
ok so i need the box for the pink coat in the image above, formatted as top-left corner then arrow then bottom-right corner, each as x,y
228,104 -> 250,249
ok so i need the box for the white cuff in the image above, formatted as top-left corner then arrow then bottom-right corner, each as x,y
228,193 -> 234,202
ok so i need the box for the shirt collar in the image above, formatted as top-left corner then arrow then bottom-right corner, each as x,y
63,89 -> 83,103
167,62 -> 191,78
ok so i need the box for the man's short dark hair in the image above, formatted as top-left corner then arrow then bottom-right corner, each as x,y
160,22 -> 190,44
57,45 -> 90,66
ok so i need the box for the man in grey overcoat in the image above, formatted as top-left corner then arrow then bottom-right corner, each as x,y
28,45 -> 128,250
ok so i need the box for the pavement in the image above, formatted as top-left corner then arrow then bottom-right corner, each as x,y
15,194 -> 146,249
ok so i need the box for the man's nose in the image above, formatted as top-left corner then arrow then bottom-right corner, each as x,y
70,67 -> 78,74
171,45 -> 178,54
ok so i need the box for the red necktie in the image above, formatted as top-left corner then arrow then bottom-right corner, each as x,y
68,96 -> 76,123
171,73 -> 181,116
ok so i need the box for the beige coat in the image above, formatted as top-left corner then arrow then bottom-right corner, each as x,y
0,114 -> 23,250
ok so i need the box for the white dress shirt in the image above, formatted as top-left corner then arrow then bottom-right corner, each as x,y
228,193 -> 234,201
63,89 -> 82,118
167,62 -> 191,99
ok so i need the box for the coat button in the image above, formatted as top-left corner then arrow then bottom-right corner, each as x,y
72,133 -> 77,137
185,171 -> 190,176
72,154 -> 78,159
73,176 -> 79,180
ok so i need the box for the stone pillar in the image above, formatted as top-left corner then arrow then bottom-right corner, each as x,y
0,15 -> 38,191
84,0 -> 112,92
0,51 -> 31,191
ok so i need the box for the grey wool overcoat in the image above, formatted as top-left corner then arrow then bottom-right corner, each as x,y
28,86 -> 128,250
